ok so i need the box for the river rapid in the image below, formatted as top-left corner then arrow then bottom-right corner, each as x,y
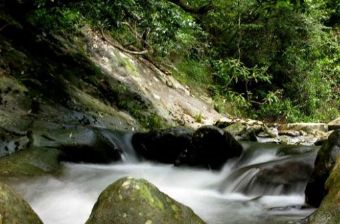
14,142 -> 317,224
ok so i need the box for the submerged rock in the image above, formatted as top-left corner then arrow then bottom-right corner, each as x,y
222,150 -> 316,195
305,130 -> 340,207
254,161 -> 313,191
0,182 -> 43,224
86,177 -> 206,224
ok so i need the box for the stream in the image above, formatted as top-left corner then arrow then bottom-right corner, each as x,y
14,141 -> 318,224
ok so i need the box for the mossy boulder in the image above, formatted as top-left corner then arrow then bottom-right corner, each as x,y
0,182 -> 43,224
86,177 -> 206,224
307,156 -> 340,224
0,147 -> 60,179
305,130 -> 340,207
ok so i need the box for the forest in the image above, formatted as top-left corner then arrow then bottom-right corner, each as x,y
19,0 -> 340,121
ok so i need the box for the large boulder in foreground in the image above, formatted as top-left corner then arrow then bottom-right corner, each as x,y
0,182 -> 43,224
86,177 -> 206,224
305,130 -> 340,207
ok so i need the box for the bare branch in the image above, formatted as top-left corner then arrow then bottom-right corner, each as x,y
99,28 -> 148,55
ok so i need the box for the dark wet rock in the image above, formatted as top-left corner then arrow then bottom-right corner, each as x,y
86,177 -> 206,224
35,127 -> 124,164
0,182 -> 43,224
132,126 -> 243,169
305,130 -> 340,207
131,127 -> 194,164
214,120 -> 233,129
179,126 -> 243,169
277,145 -> 318,156
255,161 -> 313,187
234,160 -> 314,195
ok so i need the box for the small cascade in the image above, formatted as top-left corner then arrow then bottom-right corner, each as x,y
113,131 -> 139,162
12,141 -> 319,224
219,142 -> 318,197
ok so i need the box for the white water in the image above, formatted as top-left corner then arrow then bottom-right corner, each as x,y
14,143 -> 316,224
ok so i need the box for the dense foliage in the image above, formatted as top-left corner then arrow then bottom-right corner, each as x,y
7,0 -> 340,122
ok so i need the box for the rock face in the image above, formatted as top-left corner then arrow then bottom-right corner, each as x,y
86,177 -> 206,224
0,128 -> 30,158
86,27 -> 223,128
132,126 -> 243,169
307,154 -> 340,224
305,130 -> 340,207
0,182 -> 43,224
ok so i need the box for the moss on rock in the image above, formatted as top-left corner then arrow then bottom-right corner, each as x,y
305,130 -> 340,207
86,177 -> 206,224
0,182 -> 43,224
0,147 -> 60,179
308,156 -> 340,224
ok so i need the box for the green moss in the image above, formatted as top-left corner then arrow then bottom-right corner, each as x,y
0,147 -> 60,179
86,177 -> 206,224
194,113 -> 204,123
135,181 -> 165,210
115,52 -> 140,77
308,157 -> 340,224
0,183 -> 43,224
172,59 -> 212,97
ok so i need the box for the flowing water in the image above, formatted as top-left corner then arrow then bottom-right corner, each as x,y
14,141 -> 318,224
